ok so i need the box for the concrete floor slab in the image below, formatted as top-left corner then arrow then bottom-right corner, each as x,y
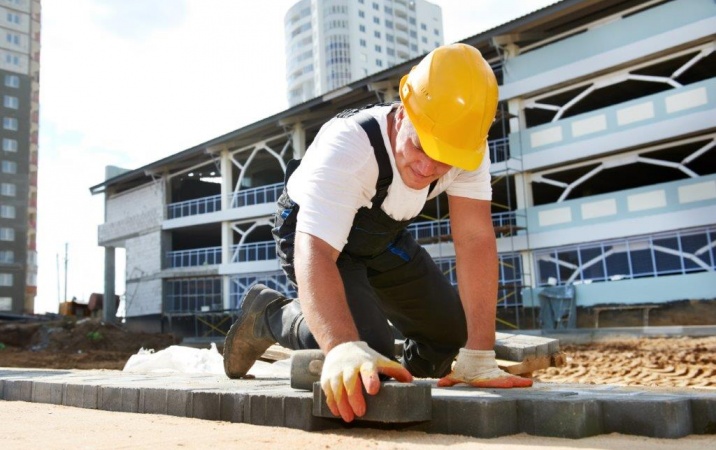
1,367 -> 714,438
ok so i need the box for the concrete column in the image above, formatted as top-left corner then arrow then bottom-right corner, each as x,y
220,147 -> 232,210
222,222 -> 233,309
292,122 -> 306,159
103,246 -> 116,323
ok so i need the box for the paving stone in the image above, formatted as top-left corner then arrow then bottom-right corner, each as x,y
192,391 -> 222,421
518,397 -> 603,439
425,395 -> 518,438
64,383 -> 99,409
219,392 -> 248,423
283,395 -> 341,431
139,388 -> 168,415
689,396 -> 716,435
313,381 -> 431,423
99,386 -> 140,413
166,389 -> 192,417
601,396 -> 693,438
3,379 -> 32,401
32,381 -> 64,405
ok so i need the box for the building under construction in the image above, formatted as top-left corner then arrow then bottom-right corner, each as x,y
89,0 -> 716,338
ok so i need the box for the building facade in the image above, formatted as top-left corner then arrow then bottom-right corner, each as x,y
285,0 -> 443,106
91,0 -> 716,337
0,0 -> 40,315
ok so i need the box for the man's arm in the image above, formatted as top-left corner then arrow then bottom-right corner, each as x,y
447,195 -> 498,351
293,231 -> 413,421
293,230 -> 359,351
440,195 -> 532,388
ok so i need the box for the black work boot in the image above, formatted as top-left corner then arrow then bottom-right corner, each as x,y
223,283 -> 290,379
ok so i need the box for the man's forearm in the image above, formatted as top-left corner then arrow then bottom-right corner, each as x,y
294,231 -> 360,352
455,233 -> 499,350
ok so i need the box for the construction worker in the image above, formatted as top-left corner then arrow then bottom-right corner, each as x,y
223,43 -> 532,423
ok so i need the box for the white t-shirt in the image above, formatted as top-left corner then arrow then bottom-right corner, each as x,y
286,104 -> 492,252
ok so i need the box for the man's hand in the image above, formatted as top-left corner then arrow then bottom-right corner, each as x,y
320,341 -> 413,422
438,348 -> 533,388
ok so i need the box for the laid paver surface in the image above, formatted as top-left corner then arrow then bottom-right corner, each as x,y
2,365 -> 715,439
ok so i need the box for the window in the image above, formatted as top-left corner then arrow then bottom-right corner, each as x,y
410,43 -> 418,52
2,138 -> 17,152
386,47 -> 395,56
4,54 -> 19,66
372,2 -> 379,10
374,30 -> 381,38
3,117 -> 17,130
0,250 -> 13,264
375,45 -> 382,53
359,38 -> 366,47
358,10 -> 364,18
420,23 -> 427,30
385,20 -> 393,29
409,17 -> 416,25
434,29 -> 439,36
386,34 -> 394,42
3,95 -> 18,109
4,75 -> 19,88
0,227 -> 14,241
0,296 -> 11,311
2,161 -> 17,173
409,30 -> 417,38
1,183 -> 15,196
0,273 -> 13,287
421,36 -> 427,44
373,17 -> 380,24
385,6 -> 393,14
376,59 -> 383,67
0,205 -> 15,219
6,12 -> 20,24
5,33 -> 20,45
359,24 -> 365,32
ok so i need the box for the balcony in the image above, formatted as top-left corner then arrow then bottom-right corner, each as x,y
167,182 -> 284,220
519,173 -> 716,250
513,78 -> 716,171
166,247 -> 221,268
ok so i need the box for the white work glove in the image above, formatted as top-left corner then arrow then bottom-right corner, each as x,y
320,341 -> 413,422
437,348 -> 533,388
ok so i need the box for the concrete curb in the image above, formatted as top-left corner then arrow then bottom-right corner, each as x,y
1,368 -> 714,438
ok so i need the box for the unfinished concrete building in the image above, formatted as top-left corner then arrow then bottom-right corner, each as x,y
90,0 -> 716,338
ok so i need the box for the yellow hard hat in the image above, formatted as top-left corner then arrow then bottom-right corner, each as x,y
399,43 -> 498,171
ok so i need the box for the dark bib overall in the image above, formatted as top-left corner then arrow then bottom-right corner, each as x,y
270,108 -> 467,378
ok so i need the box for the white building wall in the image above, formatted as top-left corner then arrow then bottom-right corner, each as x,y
99,182 -> 165,245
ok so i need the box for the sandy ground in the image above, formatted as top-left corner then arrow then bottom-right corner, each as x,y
2,401 -> 715,450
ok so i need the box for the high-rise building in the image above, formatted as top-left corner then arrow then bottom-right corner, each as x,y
285,0 -> 443,106
0,0 -> 41,314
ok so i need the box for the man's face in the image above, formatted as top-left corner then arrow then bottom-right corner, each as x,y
393,111 -> 452,190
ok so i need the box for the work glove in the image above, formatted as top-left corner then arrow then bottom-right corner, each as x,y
320,341 -> 413,423
437,348 -> 533,388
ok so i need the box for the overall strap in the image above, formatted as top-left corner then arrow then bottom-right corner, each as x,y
353,112 -> 393,209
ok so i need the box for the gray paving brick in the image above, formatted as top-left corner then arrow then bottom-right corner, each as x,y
690,396 -> 716,435
99,386 -> 140,413
219,392 -> 248,423
3,379 -> 32,401
139,388 -> 167,415
64,383 -> 99,409
313,382 -> 431,423
246,394 -> 269,426
601,396 -> 693,438
166,389 -> 192,417
191,391 -> 222,421
283,395 -> 340,431
519,397 -> 603,439
32,381 -> 64,405
424,396 -> 518,438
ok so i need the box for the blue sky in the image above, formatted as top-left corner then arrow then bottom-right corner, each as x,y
36,0 -> 557,313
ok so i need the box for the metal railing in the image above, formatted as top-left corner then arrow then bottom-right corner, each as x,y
488,137 -> 510,163
166,247 -> 222,268
231,242 -> 277,263
166,183 -> 285,219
